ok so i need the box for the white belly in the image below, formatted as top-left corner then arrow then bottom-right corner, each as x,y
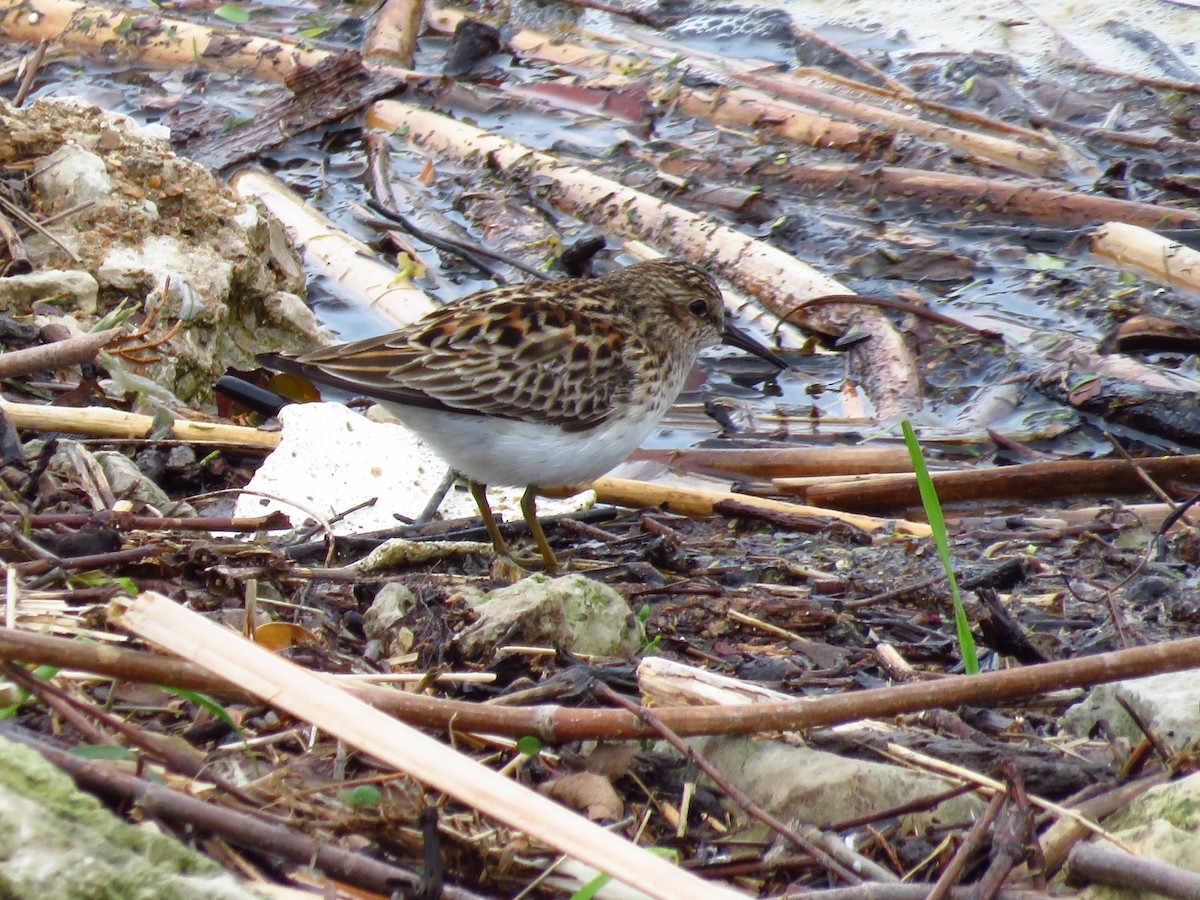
382,402 -> 661,487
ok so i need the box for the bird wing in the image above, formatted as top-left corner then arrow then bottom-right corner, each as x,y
273,292 -> 637,431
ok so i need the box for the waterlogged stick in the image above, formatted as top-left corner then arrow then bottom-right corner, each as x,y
109,592 -> 747,900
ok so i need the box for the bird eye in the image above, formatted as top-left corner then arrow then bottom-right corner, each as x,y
688,298 -> 708,317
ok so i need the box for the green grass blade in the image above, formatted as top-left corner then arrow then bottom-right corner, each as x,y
902,420 -> 979,673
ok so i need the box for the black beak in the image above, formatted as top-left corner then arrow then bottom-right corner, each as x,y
722,323 -> 790,370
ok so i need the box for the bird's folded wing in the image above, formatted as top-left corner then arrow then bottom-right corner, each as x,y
270,295 -> 638,431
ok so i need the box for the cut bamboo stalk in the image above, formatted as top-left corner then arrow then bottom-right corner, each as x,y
228,168 -> 436,326
0,400 -> 281,451
366,100 -> 921,417
1091,221 -> 1200,296
110,592 -> 748,900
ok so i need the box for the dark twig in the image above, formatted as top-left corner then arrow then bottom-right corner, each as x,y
783,294 -> 1001,338
0,328 -> 123,379
0,206 -> 30,275
12,545 -> 163,576
1113,695 -> 1172,767
1,511 -> 289,533
926,789 -> 1005,900
13,38 -> 48,106
0,661 -> 260,806
973,766 -> 1036,898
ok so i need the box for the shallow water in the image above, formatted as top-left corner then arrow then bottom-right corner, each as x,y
6,0 -> 1200,454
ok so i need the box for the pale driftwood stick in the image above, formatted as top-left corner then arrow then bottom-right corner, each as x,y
367,100 -> 921,418
109,592 -> 748,900
1067,843 -> 1200,899
7,627 -> 1200,743
1041,502 -> 1200,531
0,0 -> 327,80
1091,221 -> 1200,295
0,401 -> 281,451
629,27 -> 1065,176
778,163 -> 1200,229
364,0 -> 424,69
0,327 -> 122,379
792,454 -> 1200,513
638,656 -> 792,707
728,67 -> 1062,176
586,475 -> 932,536
228,169 -> 436,327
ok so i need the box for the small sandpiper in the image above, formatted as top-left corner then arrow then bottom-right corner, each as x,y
262,259 -> 785,571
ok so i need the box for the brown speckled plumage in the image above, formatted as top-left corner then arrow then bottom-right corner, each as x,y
278,259 -> 726,432
263,259 -> 782,570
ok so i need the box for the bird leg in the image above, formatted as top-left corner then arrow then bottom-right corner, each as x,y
520,486 -> 561,574
469,480 -> 513,559
468,481 -> 561,573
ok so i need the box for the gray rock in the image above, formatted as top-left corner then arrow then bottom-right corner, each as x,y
457,573 -> 643,659
362,583 -> 419,658
0,270 -> 99,315
693,735 -> 981,829
1061,670 -> 1200,747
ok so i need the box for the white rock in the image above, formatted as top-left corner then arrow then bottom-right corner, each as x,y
34,145 -> 113,206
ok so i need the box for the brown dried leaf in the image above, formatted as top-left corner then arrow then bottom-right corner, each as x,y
254,621 -> 319,650
418,158 -> 437,186
585,741 -> 639,778
541,771 -> 623,822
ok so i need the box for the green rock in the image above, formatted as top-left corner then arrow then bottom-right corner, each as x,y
0,737 -> 260,899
